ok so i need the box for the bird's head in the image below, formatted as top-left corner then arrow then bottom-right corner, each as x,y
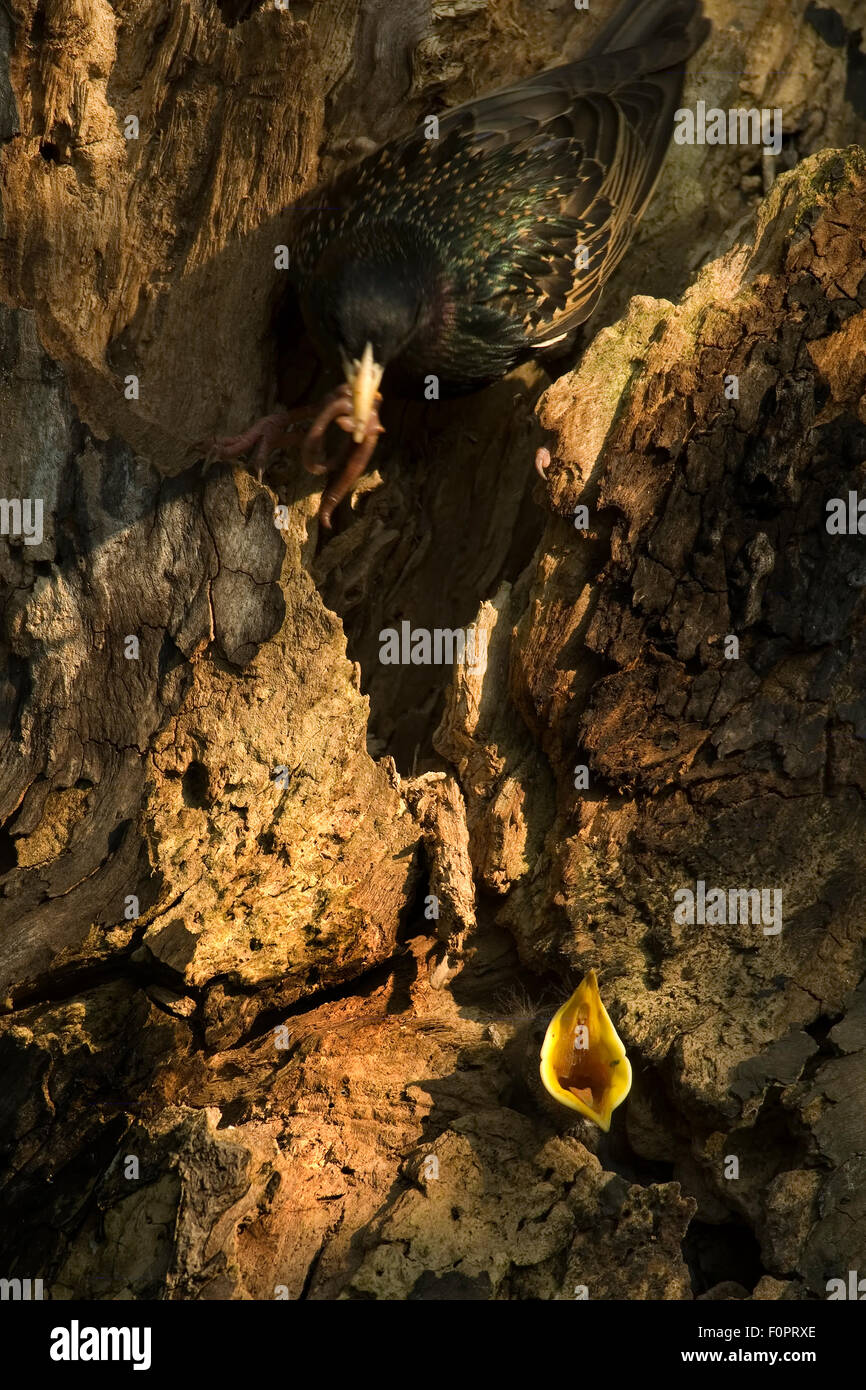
302,223 -> 435,441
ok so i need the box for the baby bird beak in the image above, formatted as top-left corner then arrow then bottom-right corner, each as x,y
539,969 -> 632,1132
343,342 -> 384,443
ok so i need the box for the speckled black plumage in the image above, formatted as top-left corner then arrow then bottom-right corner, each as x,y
287,0 -> 710,394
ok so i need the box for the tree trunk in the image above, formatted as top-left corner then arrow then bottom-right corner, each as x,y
1,0 -> 866,1301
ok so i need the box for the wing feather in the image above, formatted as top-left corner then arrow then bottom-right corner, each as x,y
287,0 -> 709,378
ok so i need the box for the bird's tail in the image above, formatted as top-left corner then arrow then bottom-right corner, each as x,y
587,0 -> 710,68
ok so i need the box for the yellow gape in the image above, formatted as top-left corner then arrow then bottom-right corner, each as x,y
539,970 -> 632,1132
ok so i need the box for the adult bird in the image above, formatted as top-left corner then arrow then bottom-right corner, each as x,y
209,0 -> 710,527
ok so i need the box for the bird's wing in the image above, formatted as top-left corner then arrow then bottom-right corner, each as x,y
373,73 -> 683,344
289,0 -> 709,344
439,32 -> 700,342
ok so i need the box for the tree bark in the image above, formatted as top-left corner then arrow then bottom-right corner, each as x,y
2,0 -> 866,1301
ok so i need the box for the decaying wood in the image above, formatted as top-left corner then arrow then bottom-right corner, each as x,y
2,0 -> 866,1301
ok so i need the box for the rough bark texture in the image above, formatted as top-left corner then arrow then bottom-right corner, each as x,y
2,0 -> 866,1300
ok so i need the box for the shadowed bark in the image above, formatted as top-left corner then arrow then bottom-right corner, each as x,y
1,0 -> 866,1301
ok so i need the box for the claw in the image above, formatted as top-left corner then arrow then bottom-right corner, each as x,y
205,387 -> 384,529
204,406 -> 318,475
300,386 -> 355,476
197,436 -> 227,474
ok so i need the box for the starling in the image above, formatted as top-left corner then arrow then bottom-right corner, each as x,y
211,0 -> 710,525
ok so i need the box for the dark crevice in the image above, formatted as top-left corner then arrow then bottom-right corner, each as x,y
217,947 -> 416,1053
299,1242 -> 326,1300
107,817 -> 133,855
6,932 -> 195,1016
181,759 -> 211,808
845,28 -> 866,118
215,0 -> 268,26
682,1217 -> 766,1297
0,824 -> 16,875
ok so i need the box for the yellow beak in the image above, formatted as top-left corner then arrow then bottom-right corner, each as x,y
343,341 -> 384,443
539,969 -> 632,1132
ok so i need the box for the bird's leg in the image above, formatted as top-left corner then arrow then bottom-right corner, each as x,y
299,385 -> 356,476
317,404 -> 384,530
202,384 -> 384,528
201,403 -> 320,480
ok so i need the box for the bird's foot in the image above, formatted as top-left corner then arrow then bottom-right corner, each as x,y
200,406 -> 317,482
200,388 -> 384,528
535,446 -> 551,479
299,385 -> 357,476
